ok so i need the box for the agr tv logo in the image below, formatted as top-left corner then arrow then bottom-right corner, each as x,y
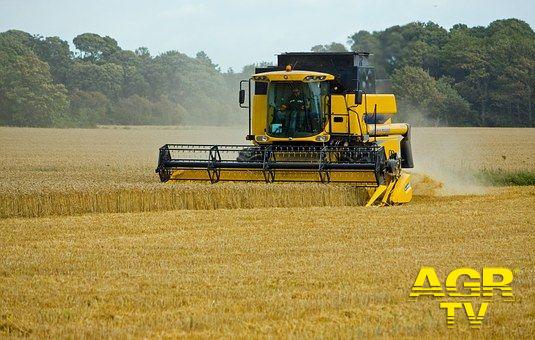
410,267 -> 514,328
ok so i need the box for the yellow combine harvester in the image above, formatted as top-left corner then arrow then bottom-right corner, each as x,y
156,52 -> 414,206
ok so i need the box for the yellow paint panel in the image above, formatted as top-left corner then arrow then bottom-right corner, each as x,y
363,94 -> 397,114
328,94 -> 367,135
374,136 -> 402,155
330,116 -> 349,134
390,173 -> 413,203
331,95 -> 347,114
252,95 -> 267,136
330,95 -> 349,134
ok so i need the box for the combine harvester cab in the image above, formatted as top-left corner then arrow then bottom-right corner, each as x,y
156,52 -> 414,206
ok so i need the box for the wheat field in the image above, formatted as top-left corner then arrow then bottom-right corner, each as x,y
1,126 -> 534,218
1,188 -> 534,337
1,126 -> 534,337
1,126 -> 371,218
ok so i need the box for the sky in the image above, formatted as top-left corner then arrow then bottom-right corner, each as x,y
1,0 -> 534,71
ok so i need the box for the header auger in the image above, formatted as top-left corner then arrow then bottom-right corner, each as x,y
156,52 -> 414,206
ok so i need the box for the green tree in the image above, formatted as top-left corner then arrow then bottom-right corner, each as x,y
107,49 -> 139,67
311,42 -> 348,52
32,36 -> 72,83
110,94 -> 152,125
122,65 -> 150,98
66,62 -> 124,99
73,33 -> 120,62
151,96 -> 186,125
348,30 -> 385,76
68,89 -> 109,127
391,66 -> 440,106
431,78 -> 472,126
0,55 -> 69,127
391,66 -> 471,126
135,47 -> 151,59
196,51 -> 218,70
346,19 -> 534,127
485,19 -> 535,126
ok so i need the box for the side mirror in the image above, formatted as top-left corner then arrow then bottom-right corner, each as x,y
239,89 -> 246,105
355,90 -> 363,105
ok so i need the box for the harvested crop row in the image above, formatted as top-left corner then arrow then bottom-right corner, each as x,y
0,183 -> 369,219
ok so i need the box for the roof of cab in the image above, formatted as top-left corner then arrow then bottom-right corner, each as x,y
252,70 -> 334,82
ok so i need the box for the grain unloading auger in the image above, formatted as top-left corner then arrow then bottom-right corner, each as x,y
156,52 -> 414,206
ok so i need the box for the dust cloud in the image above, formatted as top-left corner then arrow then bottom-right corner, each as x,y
410,127 -> 488,196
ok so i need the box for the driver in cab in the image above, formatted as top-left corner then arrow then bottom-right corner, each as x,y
281,88 -> 305,112
280,88 -> 305,135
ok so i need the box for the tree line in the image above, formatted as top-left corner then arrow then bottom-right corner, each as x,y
316,18 -> 534,127
0,18 -> 533,128
0,31 -> 247,127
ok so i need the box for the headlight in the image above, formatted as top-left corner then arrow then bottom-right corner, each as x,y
304,75 -> 327,82
315,135 -> 328,142
255,135 -> 269,142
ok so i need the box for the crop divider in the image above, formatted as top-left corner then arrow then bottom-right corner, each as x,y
262,146 -> 276,183
207,145 -> 222,183
318,146 -> 331,183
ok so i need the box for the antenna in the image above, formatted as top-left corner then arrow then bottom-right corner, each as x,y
374,104 -> 377,142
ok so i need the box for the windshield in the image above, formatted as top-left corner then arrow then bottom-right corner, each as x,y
266,81 -> 329,138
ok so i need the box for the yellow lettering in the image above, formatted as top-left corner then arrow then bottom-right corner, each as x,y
410,267 -> 445,297
464,302 -> 488,328
446,268 -> 481,297
482,267 -> 513,298
440,302 -> 463,326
